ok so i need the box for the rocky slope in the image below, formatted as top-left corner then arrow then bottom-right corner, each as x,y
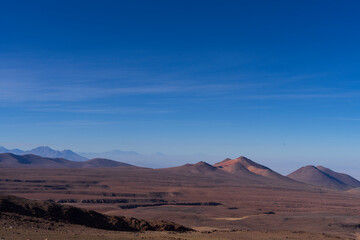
0,194 -> 191,232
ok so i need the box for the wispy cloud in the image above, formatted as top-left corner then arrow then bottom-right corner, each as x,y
335,118 -> 360,121
0,77 -> 259,103
240,92 -> 360,100
2,80 -> 359,104
2,119 -> 125,127
27,104 -> 170,114
0,66 -> 350,105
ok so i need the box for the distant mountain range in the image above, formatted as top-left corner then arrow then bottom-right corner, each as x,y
80,151 -> 224,169
0,145 -> 222,168
0,146 -> 87,161
0,153 -> 133,168
0,148 -> 359,192
162,159 -> 360,191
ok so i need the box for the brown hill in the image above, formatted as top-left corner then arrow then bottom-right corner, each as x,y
316,166 -> 360,188
82,158 -> 133,168
159,161 -> 226,175
157,159 -> 304,189
214,156 -> 292,182
0,153 -> 81,168
0,153 -> 133,168
0,194 -> 191,232
287,165 -> 351,191
153,161 -> 267,187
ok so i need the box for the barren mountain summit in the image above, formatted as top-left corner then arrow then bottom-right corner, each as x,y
161,161 -> 222,175
214,156 -> 288,180
287,165 -> 352,191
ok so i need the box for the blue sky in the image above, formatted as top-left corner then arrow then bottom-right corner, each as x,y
1,1 -> 360,175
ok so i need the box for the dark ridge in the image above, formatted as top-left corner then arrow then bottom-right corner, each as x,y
264,211 -> 275,214
81,199 -> 167,204
0,194 -> 192,232
120,202 -> 221,209
57,199 -> 78,203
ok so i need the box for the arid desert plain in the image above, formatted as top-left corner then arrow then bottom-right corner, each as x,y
0,154 -> 359,239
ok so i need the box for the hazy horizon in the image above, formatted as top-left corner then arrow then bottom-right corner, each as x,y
1,143 -> 359,180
